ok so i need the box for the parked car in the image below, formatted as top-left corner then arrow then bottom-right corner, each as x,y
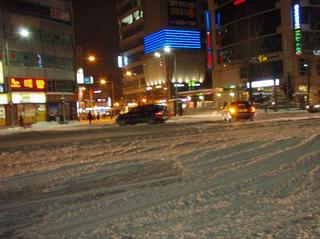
116,104 -> 169,126
222,101 -> 256,122
306,102 -> 320,113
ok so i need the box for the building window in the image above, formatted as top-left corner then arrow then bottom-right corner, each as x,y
299,59 -> 310,76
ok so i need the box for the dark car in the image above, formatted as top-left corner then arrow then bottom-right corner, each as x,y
116,104 -> 169,126
306,102 -> 320,113
222,101 -> 256,122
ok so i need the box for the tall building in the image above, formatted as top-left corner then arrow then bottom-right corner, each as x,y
0,0 -> 77,126
117,0 -> 212,112
209,0 -> 320,107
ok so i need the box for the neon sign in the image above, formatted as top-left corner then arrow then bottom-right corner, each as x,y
144,29 -> 201,54
293,2 -> 302,55
205,11 -> 212,69
10,77 -> 46,91
294,4 -> 301,29
233,0 -> 246,6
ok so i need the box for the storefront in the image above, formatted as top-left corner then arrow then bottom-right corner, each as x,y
0,94 -> 8,126
12,92 -> 47,124
10,77 -> 47,125
47,93 -> 78,121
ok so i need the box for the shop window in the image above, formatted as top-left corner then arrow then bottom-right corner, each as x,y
47,80 -> 54,92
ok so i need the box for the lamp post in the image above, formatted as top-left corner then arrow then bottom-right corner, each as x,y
2,27 -> 30,126
155,46 -> 179,115
126,71 -> 142,104
100,78 -> 115,107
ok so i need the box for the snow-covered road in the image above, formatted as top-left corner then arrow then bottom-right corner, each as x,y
1,116 -> 320,238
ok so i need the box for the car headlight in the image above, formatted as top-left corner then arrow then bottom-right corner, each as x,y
314,105 -> 320,108
229,108 -> 236,114
306,105 -> 310,109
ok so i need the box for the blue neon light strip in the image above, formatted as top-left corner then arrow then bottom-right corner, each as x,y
205,11 -> 210,31
217,11 -> 221,27
144,29 -> 202,54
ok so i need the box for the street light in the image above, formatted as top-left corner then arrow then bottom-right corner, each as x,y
154,46 -> 178,115
88,55 -> 96,62
3,27 -> 30,126
125,71 -> 142,104
19,28 -> 30,38
100,78 -> 115,107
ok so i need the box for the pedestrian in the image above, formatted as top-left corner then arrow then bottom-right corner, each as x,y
88,111 -> 93,125
223,101 -> 228,109
19,113 -> 25,129
97,112 -> 100,121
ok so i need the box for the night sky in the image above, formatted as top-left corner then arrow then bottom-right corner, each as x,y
72,0 -> 121,97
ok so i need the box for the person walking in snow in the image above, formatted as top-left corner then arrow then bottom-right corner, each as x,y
19,113 -> 25,129
88,111 -> 93,125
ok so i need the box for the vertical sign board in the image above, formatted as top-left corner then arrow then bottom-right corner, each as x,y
168,0 -> 197,27
0,106 -> 6,126
0,60 -> 4,84
205,11 -> 212,69
293,0 -> 302,55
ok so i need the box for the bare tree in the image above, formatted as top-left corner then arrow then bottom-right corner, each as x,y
301,31 -> 320,103
230,17 -> 265,102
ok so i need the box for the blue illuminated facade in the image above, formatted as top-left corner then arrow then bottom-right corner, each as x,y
144,29 -> 202,54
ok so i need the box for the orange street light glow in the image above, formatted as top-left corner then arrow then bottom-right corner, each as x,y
88,56 -> 96,62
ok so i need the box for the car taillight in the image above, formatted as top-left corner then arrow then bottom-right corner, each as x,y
155,111 -> 163,116
249,106 -> 256,113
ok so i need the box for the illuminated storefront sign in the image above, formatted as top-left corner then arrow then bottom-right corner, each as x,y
313,50 -> 320,56
77,68 -> 84,84
233,0 -> 247,6
0,61 -> 4,84
293,2 -> 302,55
84,76 -> 94,85
10,78 -> 46,91
0,94 -> 8,104
247,79 -> 280,88
144,29 -> 201,54
12,92 -> 46,104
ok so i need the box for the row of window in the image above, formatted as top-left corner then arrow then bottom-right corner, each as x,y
120,23 -> 144,40
3,0 -> 72,24
10,51 -> 74,70
298,59 -> 320,76
120,10 -> 143,28
47,80 -> 76,93
301,7 -> 320,30
217,34 -> 282,65
216,0 -> 277,27
217,10 -> 281,47
6,24 -> 73,46
118,0 -> 143,16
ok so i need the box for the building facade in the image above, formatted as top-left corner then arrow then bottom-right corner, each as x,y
209,0 -> 320,107
117,0 -> 212,112
0,0 -> 77,126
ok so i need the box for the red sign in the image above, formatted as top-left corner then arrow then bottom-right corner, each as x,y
233,0 -> 246,6
10,77 -> 46,91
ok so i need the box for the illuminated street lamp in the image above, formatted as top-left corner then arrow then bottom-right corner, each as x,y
100,78 -> 115,107
19,28 -> 30,38
125,71 -> 142,103
88,55 -> 96,62
155,46 -> 178,115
